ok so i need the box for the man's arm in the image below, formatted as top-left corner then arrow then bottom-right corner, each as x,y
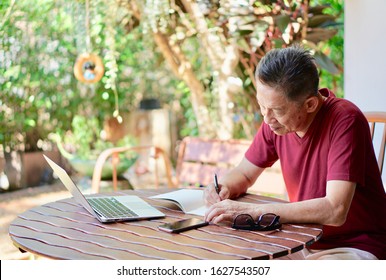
204,157 -> 265,205
221,157 -> 266,199
205,179 -> 356,226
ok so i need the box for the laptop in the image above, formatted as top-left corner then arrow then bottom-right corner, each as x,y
43,155 -> 165,223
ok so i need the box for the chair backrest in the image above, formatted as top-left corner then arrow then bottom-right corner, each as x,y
91,145 -> 173,193
175,137 -> 251,187
364,112 -> 386,189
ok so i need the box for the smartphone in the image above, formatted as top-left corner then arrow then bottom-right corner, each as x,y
158,218 -> 209,233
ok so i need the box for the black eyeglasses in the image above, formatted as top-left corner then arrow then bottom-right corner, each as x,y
232,213 -> 281,231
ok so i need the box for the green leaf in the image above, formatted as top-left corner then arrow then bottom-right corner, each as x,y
254,20 -> 270,32
236,38 -> 250,52
305,28 -> 337,44
318,21 -> 343,29
237,29 -> 254,36
4,66 -> 21,79
308,14 -> 336,28
308,5 -> 330,15
272,38 -> 285,48
244,77 -> 253,88
24,119 -> 36,127
314,51 -> 340,75
274,15 -> 290,33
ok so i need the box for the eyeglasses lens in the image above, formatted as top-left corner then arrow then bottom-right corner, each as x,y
234,214 -> 254,227
259,213 -> 277,227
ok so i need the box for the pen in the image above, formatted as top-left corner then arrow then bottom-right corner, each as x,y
213,173 -> 220,194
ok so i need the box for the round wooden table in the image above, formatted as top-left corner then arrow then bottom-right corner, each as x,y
9,189 -> 322,260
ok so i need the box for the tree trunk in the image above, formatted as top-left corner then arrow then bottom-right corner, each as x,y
216,44 -> 241,139
153,32 -> 216,137
181,0 -> 240,139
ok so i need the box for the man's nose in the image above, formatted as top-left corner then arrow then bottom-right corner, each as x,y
263,110 -> 275,124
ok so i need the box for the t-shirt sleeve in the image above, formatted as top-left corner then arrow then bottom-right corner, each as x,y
327,111 -> 368,186
245,123 -> 279,168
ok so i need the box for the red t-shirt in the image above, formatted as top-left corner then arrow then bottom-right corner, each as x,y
245,88 -> 386,259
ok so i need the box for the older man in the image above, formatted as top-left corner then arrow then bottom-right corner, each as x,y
204,46 -> 386,260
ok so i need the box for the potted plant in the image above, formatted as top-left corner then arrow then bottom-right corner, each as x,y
0,111 -> 62,191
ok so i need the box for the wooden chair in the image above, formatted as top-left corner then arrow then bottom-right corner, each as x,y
364,112 -> 386,186
91,145 -> 173,193
172,137 -> 251,188
364,112 -> 386,174
169,137 -> 288,198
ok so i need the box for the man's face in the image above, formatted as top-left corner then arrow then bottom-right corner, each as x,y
256,79 -> 310,136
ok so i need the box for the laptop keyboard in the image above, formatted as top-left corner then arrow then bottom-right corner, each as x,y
87,197 -> 138,219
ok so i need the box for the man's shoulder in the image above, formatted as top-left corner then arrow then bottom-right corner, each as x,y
323,91 -> 364,121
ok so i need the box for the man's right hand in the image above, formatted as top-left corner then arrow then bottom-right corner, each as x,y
204,183 -> 230,206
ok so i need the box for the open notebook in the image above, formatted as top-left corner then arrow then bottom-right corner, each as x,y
151,189 -> 207,216
43,155 -> 165,223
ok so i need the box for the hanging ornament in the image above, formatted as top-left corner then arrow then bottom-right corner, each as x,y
73,53 -> 104,84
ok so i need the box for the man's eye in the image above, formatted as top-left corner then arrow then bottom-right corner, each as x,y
274,110 -> 284,116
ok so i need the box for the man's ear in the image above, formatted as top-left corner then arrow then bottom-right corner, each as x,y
304,96 -> 319,113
